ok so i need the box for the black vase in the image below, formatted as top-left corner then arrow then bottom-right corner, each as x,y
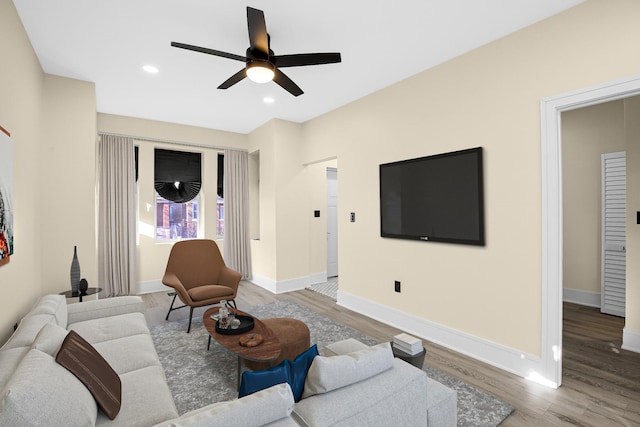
70,246 -> 81,294
78,278 -> 88,294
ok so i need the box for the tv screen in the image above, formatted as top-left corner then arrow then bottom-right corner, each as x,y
379,147 -> 485,246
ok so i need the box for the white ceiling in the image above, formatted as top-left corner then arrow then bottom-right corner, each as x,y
13,0 -> 584,134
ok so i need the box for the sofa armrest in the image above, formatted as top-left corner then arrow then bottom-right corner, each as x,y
66,296 -> 144,326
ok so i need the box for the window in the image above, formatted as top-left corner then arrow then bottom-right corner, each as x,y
155,148 -> 202,241
155,193 -> 199,240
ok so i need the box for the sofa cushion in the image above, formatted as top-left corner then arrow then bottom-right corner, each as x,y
56,330 -> 122,420
31,322 -> 68,356
68,312 -> 149,344
26,294 -> 68,327
239,345 -> 318,402
294,358 -> 428,427
97,365 -> 178,426
302,342 -> 394,399
154,383 -> 296,427
0,346 -> 29,391
0,314 -> 56,351
92,334 -> 161,375
0,349 -> 98,426
66,295 -> 144,324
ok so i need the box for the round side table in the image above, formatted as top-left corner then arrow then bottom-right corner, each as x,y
59,287 -> 102,303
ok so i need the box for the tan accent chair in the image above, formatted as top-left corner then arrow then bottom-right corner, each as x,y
163,239 -> 242,332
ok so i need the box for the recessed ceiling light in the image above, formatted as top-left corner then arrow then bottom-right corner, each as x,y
263,97 -> 275,104
143,65 -> 159,74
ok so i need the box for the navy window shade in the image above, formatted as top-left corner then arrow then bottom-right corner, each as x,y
154,148 -> 202,203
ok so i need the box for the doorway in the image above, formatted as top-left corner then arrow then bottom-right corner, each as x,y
542,74 -> 640,387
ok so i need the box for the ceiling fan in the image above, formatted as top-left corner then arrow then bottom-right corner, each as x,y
171,6 -> 342,97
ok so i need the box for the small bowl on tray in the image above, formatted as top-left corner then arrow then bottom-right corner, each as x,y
214,315 -> 255,335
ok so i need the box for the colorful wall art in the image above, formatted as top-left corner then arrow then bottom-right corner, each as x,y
0,126 -> 13,266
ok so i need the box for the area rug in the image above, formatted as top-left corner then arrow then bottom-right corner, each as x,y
150,300 -> 513,426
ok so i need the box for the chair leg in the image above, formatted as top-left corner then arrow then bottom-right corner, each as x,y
165,293 -> 177,321
187,306 -> 194,333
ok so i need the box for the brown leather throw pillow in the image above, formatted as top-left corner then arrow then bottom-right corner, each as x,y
55,330 -> 122,420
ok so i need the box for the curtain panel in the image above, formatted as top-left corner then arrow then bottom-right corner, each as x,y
223,149 -> 252,279
97,134 -> 136,297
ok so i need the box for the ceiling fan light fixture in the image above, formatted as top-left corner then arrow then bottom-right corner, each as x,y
246,61 -> 275,83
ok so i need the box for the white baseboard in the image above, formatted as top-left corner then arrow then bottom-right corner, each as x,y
336,289 -> 548,386
135,280 -> 172,295
622,328 -> 640,353
249,273 -> 309,294
309,272 -> 328,285
563,288 -> 600,307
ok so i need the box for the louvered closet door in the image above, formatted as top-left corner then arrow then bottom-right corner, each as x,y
601,151 -> 626,317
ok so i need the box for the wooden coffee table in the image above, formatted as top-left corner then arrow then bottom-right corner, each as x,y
203,307 -> 281,387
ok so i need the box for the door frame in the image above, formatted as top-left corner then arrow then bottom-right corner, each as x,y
326,167 -> 338,277
541,73 -> 640,387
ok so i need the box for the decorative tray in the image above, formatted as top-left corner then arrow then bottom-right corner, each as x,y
214,315 -> 255,335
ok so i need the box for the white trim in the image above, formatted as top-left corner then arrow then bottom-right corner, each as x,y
309,272 -> 328,286
541,73 -> 640,388
563,288 -> 601,308
249,273 -> 309,294
622,328 -> 640,353
336,290 -> 546,385
135,280 -> 172,295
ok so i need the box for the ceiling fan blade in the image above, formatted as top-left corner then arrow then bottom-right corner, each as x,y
273,68 -> 303,97
246,7 -> 269,57
171,41 -> 247,62
273,53 -> 342,68
218,68 -> 247,89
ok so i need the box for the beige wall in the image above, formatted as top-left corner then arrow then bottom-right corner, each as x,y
0,0 -> 45,342
297,0 -> 640,356
562,101 -> 626,297
40,75 -> 97,296
0,0 -> 98,342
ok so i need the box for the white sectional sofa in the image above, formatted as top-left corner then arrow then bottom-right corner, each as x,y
0,294 -> 457,426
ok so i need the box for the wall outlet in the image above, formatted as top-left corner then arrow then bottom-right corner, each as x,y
394,280 -> 401,293
350,212 -> 356,222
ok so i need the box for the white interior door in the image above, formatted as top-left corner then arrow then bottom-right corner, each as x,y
601,151 -> 626,317
327,168 -> 338,277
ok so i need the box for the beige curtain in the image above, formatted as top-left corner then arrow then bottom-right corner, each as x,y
223,149 -> 252,279
97,134 -> 136,297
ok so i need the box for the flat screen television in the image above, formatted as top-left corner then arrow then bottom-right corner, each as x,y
379,147 -> 485,246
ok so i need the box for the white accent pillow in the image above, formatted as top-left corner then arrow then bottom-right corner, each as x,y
302,342 -> 394,399
0,349 -> 98,426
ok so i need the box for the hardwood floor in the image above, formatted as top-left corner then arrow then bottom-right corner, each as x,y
141,283 -> 640,426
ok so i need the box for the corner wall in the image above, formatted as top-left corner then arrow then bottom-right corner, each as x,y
0,0 -> 99,342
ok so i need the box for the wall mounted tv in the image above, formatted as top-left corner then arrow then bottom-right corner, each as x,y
379,147 -> 485,246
